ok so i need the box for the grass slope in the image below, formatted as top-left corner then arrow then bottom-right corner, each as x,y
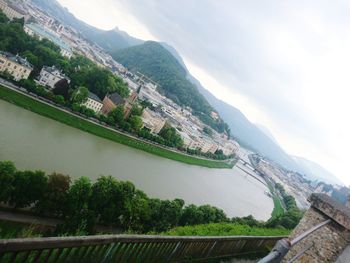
0,85 -> 234,169
163,223 -> 290,237
266,182 -> 284,218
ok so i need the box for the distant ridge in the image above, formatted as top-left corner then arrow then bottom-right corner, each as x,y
292,156 -> 343,185
31,0 -> 143,50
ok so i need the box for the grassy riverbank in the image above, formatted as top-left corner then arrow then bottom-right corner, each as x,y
266,182 -> 284,218
0,85 -> 235,169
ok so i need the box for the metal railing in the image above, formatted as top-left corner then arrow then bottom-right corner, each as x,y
257,219 -> 331,263
0,234 -> 283,263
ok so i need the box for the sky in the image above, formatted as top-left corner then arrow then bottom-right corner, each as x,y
57,0 -> 350,186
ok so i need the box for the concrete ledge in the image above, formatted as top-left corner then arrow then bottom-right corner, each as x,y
308,193 -> 350,230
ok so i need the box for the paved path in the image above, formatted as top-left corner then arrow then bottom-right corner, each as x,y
0,210 -> 61,227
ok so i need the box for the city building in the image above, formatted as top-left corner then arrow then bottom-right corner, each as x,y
23,23 -> 73,58
36,65 -> 70,89
141,108 -> 166,134
0,51 -> 33,81
124,90 -> 139,118
0,0 -> 28,20
81,92 -> 103,114
101,92 -> 125,115
197,138 -> 218,154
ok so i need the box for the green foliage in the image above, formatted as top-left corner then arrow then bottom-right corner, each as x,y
35,173 -> 71,217
203,126 -> 213,137
108,105 -> 125,126
129,115 -> 143,132
112,41 -> 230,134
164,223 -> 290,237
179,204 -> 228,226
8,170 -> 47,208
266,182 -> 303,229
65,56 -> 129,99
159,123 -> 184,148
70,86 -> 89,104
0,161 -> 16,203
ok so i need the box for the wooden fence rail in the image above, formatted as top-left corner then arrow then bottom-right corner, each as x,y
0,234 -> 284,263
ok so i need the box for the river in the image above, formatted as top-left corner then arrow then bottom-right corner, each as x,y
0,99 -> 273,220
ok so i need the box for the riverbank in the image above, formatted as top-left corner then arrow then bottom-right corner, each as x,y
0,84 -> 235,169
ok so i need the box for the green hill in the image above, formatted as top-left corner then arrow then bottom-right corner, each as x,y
112,41 -> 229,134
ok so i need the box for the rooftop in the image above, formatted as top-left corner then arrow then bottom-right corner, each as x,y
24,23 -> 72,52
0,51 -> 33,69
108,92 -> 124,105
88,91 -> 102,103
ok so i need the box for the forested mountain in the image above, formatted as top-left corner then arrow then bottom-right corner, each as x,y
113,41 -> 229,134
31,0 -> 143,51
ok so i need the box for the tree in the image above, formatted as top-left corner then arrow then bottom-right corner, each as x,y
159,123 -> 184,148
60,177 -> 96,234
9,170 -> 47,208
108,105 -> 125,125
90,176 -> 122,225
52,95 -> 65,105
129,115 -> 143,132
203,127 -> 213,137
0,161 -> 16,203
70,87 -> 89,104
35,173 -> 71,217
53,79 -> 70,100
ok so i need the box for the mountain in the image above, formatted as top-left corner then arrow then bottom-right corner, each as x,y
31,0 -> 143,50
256,124 -> 279,144
188,75 -> 305,172
112,41 -> 229,134
292,156 -> 344,185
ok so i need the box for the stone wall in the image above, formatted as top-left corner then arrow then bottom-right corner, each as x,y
283,194 -> 350,263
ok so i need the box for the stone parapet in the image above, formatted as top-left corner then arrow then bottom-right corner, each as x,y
283,193 -> 350,263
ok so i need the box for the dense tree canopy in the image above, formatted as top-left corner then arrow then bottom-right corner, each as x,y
0,13 -> 129,100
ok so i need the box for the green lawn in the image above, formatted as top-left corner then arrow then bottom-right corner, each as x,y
0,85 -> 235,169
163,223 -> 290,237
266,181 -> 285,218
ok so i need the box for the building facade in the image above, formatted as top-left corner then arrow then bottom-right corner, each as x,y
24,24 -> 73,58
0,51 -> 33,81
36,65 -> 70,89
101,92 -> 125,115
141,108 -> 166,134
81,92 -> 103,114
0,0 -> 28,20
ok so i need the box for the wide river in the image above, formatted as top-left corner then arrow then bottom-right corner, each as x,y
0,99 -> 273,220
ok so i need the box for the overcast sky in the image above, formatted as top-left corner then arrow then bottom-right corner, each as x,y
57,0 -> 350,185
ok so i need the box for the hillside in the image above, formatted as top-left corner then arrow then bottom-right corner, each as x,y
112,41 -> 229,134
31,0 -> 143,50
189,76 -> 304,172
